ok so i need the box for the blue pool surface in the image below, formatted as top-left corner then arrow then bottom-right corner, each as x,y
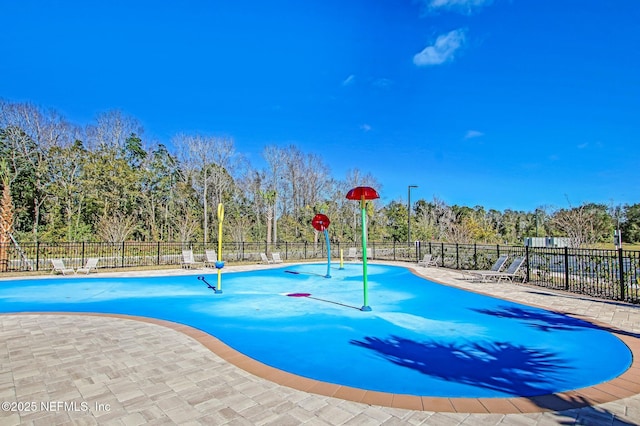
0,263 -> 632,398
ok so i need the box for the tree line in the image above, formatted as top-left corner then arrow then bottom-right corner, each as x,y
1,99 -> 639,248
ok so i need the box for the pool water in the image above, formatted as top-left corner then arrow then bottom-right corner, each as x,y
0,263 -> 632,398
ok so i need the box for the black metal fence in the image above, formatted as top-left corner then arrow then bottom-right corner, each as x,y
416,242 -> 639,305
1,240 -> 638,304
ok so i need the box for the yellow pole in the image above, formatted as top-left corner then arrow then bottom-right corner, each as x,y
339,249 -> 344,270
217,203 -> 224,293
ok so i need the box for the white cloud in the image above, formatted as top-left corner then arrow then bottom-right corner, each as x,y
360,124 -> 372,132
577,141 -> 605,150
413,29 -> 466,67
342,74 -> 355,86
372,78 -> 393,89
464,130 -> 484,139
421,0 -> 494,14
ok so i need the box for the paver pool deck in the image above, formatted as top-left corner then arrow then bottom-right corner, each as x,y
1,261 -> 639,425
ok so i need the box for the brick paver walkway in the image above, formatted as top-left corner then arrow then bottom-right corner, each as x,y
1,262 -> 639,425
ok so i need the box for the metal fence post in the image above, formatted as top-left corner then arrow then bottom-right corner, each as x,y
618,248 -> 626,300
473,243 -> 477,269
456,243 -> 460,269
392,239 -> 396,260
564,246 -> 570,291
525,245 -> 530,283
36,241 -> 40,271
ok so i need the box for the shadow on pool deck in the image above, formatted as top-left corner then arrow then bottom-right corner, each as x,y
537,395 -> 638,425
473,304 -> 640,339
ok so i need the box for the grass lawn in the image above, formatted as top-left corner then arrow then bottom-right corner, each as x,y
588,243 -> 640,251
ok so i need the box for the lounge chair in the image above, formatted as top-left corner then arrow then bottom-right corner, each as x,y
25,258 -> 35,271
15,258 -> 35,271
346,247 -> 358,261
76,258 -> 99,274
51,259 -> 74,275
181,249 -> 203,269
418,254 -> 438,267
460,255 -> 509,280
473,256 -> 526,283
204,249 -> 218,268
260,253 -> 273,264
271,252 -> 283,264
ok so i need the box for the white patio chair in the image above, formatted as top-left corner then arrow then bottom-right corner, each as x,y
418,254 -> 438,267
473,256 -> 526,283
76,258 -> 99,274
51,259 -> 75,275
181,249 -> 203,269
204,249 -> 218,268
346,247 -> 358,261
460,255 -> 509,280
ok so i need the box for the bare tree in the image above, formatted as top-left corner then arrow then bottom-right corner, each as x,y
174,134 -> 238,244
298,152 -> 331,212
278,146 -> 333,239
0,101 -> 70,241
445,217 -> 474,244
225,185 -> 254,248
175,134 -> 211,243
262,145 -> 286,243
47,138 -> 88,241
415,197 -> 455,241
282,146 -> 303,218
176,210 -> 199,245
550,203 -> 610,248
241,170 -> 267,241
96,212 -> 137,243
262,189 -> 276,247
86,110 -> 143,152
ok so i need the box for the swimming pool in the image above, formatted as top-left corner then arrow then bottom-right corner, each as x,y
0,263 -> 632,398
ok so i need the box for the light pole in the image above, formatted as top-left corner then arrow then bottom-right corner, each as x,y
407,185 -> 418,245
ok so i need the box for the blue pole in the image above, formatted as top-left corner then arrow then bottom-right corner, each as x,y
324,229 -> 331,278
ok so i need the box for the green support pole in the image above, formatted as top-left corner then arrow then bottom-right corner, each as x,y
360,196 -> 371,311
346,186 -> 379,312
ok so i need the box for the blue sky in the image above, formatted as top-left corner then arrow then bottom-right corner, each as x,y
2,0 -> 639,212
